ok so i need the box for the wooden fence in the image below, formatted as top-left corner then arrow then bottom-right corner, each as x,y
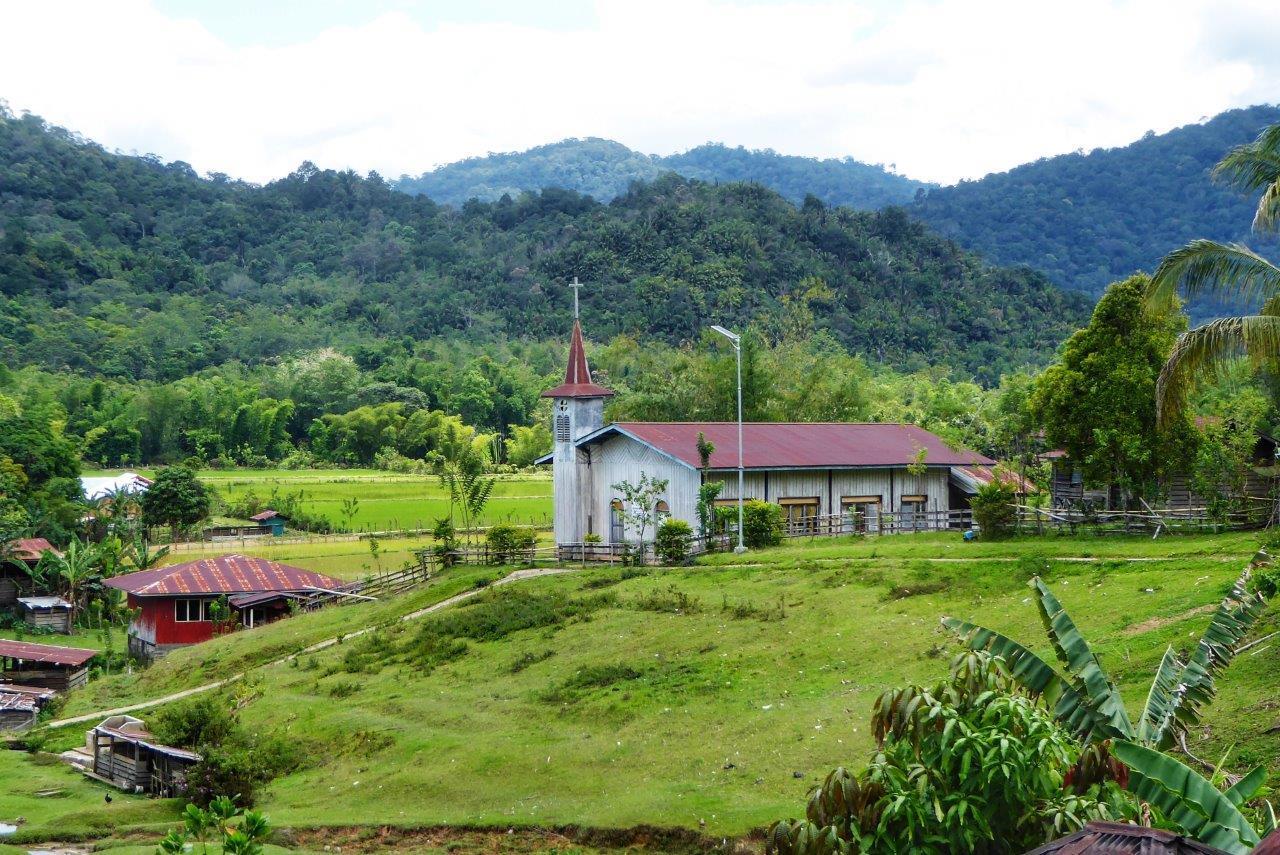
1012,498 -> 1273,536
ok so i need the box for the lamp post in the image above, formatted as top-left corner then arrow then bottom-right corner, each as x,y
710,325 -> 747,554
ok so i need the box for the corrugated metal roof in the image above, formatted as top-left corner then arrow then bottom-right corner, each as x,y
17,596 -> 73,610
951,464 -> 1038,495
0,639 -> 97,667
542,320 -> 613,399
8,538 -> 61,562
248,510 -> 280,521
586,422 -> 994,470
92,723 -> 202,761
1025,821 -> 1230,854
81,472 -> 152,501
104,555 -> 342,597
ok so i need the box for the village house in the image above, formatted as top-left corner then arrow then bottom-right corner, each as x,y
0,684 -> 56,731
0,638 -> 96,691
0,538 -> 61,605
538,319 -> 1003,551
80,472 -> 152,502
105,555 -> 343,659
16,596 -> 73,633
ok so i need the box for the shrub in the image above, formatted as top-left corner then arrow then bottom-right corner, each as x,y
486,523 -> 537,563
433,517 -> 459,566
742,499 -> 784,548
655,518 -> 692,564
583,532 -> 603,544
971,479 -> 1017,539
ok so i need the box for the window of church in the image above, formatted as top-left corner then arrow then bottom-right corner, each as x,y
555,414 -> 570,441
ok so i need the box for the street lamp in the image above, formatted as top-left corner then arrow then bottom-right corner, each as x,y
710,325 -> 747,554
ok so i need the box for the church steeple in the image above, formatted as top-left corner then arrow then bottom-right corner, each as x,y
542,318 -> 613,400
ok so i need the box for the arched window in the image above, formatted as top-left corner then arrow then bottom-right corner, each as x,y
610,499 -> 625,542
655,500 -> 671,523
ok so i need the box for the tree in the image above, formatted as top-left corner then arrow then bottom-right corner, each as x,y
945,570 -> 1262,750
766,653 -> 1121,855
1031,275 -> 1192,506
33,536 -> 100,620
1147,121 -> 1280,422
141,466 -> 211,540
970,479 -> 1016,538
158,796 -> 271,855
505,423 -> 552,468
439,443 -> 495,545
610,472 -> 669,557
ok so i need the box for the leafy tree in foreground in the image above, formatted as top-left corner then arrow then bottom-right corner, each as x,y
141,466 -> 212,541
611,472 -> 670,560
1031,275 -> 1193,506
157,795 -> 270,855
766,653 -> 1122,854
1148,121 -> 1280,422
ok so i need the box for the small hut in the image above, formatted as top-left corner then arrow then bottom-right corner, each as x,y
0,639 -> 96,691
16,596 -> 74,633
87,714 -> 200,796
0,684 -> 56,731
249,510 -> 286,537
1,538 -> 61,605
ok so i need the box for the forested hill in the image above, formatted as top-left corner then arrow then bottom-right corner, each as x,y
0,107 -> 1086,384
912,105 -> 1280,313
394,139 -> 930,209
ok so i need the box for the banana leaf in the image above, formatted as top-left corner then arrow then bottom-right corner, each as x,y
1224,765 -> 1268,808
1113,741 -> 1260,854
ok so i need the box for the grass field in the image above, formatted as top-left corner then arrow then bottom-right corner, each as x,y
5,529 -> 1277,850
83,468 -> 554,532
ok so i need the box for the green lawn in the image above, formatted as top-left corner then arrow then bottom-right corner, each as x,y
83,468 -> 553,532
7,530 -> 1277,849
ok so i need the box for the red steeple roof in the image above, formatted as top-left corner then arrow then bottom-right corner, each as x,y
542,319 -> 613,399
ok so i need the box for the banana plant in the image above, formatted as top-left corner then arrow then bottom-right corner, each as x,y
942,566 -> 1264,750
1112,741 -> 1268,854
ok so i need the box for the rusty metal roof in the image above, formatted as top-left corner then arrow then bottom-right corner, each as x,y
104,554 -> 342,597
93,723 -> 202,761
581,422 -> 994,470
1025,822 -> 1231,854
8,538 -> 62,563
542,320 -> 613,399
249,510 -> 280,522
0,639 -> 97,667
951,464 -> 1038,495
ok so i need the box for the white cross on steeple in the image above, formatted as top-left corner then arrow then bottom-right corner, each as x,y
569,277 -> 582,320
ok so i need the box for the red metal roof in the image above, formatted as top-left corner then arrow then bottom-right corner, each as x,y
0,639 -> 97,667
1026,821 -> 1231,854
601,422 -> 994,470
9,538 -> 62,563
104,554 -> 343,597
542,320 -> 613,399
953,464 -> 1038,494
249,510 -> 280,522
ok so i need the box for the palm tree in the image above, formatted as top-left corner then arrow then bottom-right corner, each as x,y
1147,123 -> 1280,422
36,536 -> 101,621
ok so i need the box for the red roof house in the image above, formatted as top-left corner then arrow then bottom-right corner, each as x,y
105,555 -> 343,659
0,638 -> 97,692
1,538 -> 64,606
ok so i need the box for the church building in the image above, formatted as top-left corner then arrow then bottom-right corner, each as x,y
538,318 -> 1009,549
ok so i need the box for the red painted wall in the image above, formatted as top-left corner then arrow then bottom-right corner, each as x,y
129,595 -> 214,646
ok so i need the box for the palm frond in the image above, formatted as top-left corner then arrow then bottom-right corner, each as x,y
1157,314 -> 1280,425
1033,578 -> 1134,739
1137,646 -> 1184,745
1147,240 -> 1280,309
1253,179 -> 1280,233
1213,124 -> 1280,232
1224,765 -> 1268,808
941,616 -> 1119,740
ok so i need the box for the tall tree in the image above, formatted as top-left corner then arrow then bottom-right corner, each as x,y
141,466 -> 211,540
1148,122 -> 1280,422
1031,275 -> 1192,505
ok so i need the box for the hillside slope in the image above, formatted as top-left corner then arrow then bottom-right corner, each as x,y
394,139 -> 929,209
913,105 -> 1280,315
29,533 -> 1275,843
0,108 -> 1085,382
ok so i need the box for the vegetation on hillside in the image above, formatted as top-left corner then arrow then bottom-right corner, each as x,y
394,138 -> 929,210
914,105 -> 1280,318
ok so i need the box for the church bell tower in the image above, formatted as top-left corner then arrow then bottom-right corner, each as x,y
542,282 -> 612,544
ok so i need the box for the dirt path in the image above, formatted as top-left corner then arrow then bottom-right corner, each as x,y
44,566 -> 580,729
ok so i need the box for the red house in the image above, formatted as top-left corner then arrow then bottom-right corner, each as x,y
105,555 -> 343,660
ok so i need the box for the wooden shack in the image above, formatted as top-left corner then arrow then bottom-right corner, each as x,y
16,596 -> 73,633
249,509 -> 286,536
0,538 -> 61,606
0,684 -> 56,731
0,639 -> 96,691
87,715 -> 200,796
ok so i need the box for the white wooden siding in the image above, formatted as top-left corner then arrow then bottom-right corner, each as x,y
590,435 -> 699,543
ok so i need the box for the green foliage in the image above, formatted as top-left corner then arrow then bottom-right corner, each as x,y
158,796 -> 271,855
610,472 -> 670,551
914,105 -> 1280,319
970,479 -> 1017,539
504,423 -> 552,468
742,499 -> 784,549
655,518 -> 692,565
141,465 -> 211,533
766,653 -> 1123,854
1032,275 -> 1194,504
945,568 -> 1265,751
485,523 -> 537,563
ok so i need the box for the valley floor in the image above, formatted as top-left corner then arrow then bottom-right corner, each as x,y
1,530 -> 1274,852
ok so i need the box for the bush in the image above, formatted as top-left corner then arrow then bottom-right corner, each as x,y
485,523 -> 537,563
971,480 -> 1017,539
433,517 -> 459,566
655,518 -> 692,564
742,499 -> 785,548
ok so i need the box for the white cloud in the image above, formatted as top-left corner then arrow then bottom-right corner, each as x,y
0,0 -> 1272,184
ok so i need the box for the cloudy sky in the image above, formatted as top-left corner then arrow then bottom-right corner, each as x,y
4,0 -> 1279,185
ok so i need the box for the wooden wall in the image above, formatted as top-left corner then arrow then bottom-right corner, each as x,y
591,436 -> 699,543
708,467 -> 951,517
